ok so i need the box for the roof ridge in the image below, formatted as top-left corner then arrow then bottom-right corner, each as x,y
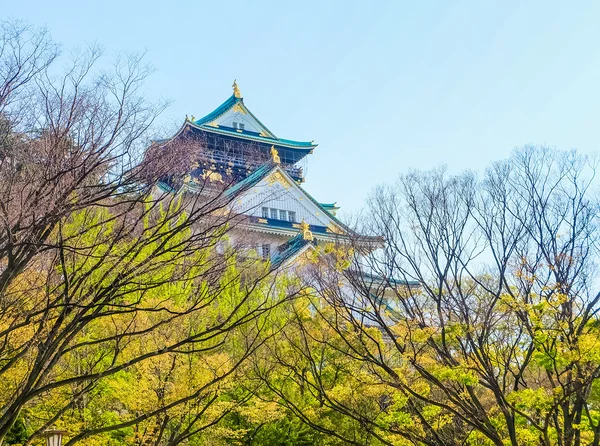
270,233 -> 315,269
194,94 -> 239,126
271,167 -> 353,235
223,161 -> 278,197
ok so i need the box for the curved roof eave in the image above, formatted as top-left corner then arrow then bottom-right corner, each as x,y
150,120 -> 192,150
191,93 -> 318,149
190,123 -> 317,151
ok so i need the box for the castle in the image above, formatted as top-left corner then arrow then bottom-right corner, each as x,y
152,81 -> 378,268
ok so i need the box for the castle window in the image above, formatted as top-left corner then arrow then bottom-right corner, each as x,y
239,123 -> 245,130
262,208 -> 296,221
261,244 -> 270,259
232,122 -> 238,129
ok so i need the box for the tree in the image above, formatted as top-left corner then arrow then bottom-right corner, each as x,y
262,147 -> 600,446
0,21 -> 297,445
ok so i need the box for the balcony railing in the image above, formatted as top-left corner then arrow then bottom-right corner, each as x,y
204,151 -> 304,181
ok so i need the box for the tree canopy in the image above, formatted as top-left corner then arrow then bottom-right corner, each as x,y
1,20 -> 600,446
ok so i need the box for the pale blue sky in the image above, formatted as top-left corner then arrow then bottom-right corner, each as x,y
5,1 -> 600,213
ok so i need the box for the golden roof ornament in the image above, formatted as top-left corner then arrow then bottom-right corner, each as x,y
270,145 -> 281,164
201,169 -> 223,183
232,103 -> 246,114
300,219 -> 313,241
232,79 -> 242,98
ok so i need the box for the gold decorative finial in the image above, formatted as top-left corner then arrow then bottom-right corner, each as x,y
300,219 -> 313,241
201,169 -> 224,183
232,79 -> 241,98
270,145 -> 281,164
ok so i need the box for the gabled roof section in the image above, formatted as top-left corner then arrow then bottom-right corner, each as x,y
194,94 -> 277,139
190,83 -> 317,151
225,162 -> 353,237
270,233 -> 316,269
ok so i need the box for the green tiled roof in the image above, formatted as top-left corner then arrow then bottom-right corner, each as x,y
223,162 -> 351,233
191,94 -> 317,150
349,270 -> 420,287
270,234 -> 315,269
224,162 -> 277,197
193,124 -> 315,150
319,202 -> 340,216
194,95 -> 240,126
222,162 -> 379,246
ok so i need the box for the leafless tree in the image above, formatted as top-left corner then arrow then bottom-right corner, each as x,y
0,21 -> 296,445
265,147 -> 600,446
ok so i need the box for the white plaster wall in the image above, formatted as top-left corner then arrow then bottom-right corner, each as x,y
234,177 -> 334,227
